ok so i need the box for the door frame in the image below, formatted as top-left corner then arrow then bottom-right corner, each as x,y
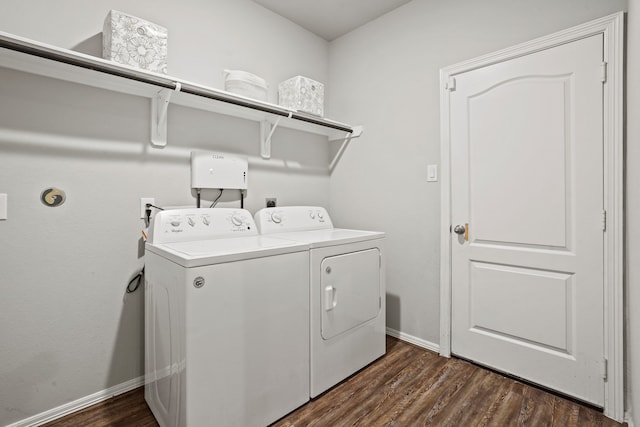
439,12 -> 624,421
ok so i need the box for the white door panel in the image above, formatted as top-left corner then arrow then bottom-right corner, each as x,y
450,34 -> 604,405
470,76 -> 569,247
470,262 -> 572,352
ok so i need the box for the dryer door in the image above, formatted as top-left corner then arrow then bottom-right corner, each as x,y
321,248 -> 381,340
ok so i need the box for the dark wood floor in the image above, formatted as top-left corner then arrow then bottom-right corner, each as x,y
43,336 -> 623,427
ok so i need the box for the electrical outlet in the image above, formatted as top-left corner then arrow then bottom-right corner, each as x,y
140,197 -> 155,219
266,197 -> 276,208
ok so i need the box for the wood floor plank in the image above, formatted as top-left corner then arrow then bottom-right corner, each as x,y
335,353 -> 450,426
419,366 -> 498,426
40,336 -> 623,427
327,355 -> 441,425
486,381 -> 528,426
516,383 -> 555,425
379,358 -> 478,426
549,394 -> 580,427
272,336 -> 426,426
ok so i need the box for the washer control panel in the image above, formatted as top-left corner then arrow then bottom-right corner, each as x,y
254,206 -> 334,234
148,208 -> 257,244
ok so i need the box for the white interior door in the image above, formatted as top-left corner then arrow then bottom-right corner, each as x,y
449,34 -> 605,406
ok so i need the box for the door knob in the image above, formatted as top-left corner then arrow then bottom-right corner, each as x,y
453,224 -> 466,235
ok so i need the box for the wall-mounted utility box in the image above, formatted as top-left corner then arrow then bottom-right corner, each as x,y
191,151 -> 248,190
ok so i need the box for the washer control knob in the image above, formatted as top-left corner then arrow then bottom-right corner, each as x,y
170,220 -> 181,227
202,216 -> 210,226
271,212 -> 282,224
187,217 -> 196,227
317,210 -> 324,219
309,210 -> 316,219
231,214 -> 243,226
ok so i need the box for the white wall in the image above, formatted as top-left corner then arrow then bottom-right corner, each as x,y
328,0 -> 628,398
0,1 -> 330,425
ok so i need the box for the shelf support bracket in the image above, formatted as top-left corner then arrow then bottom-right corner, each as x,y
329,125 -> 364,172
150,83 -> 182,148
260,113 -> 291,159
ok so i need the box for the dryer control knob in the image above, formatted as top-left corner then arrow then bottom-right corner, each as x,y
231,214 -> 243,226
202,216 -> 211,226
317,210 -> 324,219
271,212 -> 282,224
309,210 -> 316,219
187,217 -> 196,227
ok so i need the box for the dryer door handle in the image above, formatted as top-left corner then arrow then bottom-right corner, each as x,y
324,286 -> 337,311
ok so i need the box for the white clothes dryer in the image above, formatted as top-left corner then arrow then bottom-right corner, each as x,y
144,208 -> 310,427
255,206 -> 386,397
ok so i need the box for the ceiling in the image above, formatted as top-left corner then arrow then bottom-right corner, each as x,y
251,0 -> 413,41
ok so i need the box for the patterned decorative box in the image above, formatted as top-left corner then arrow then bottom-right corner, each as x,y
278,76 -> 324,116
102,10 -> 168,74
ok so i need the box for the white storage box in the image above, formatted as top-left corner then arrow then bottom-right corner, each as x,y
278,76 -> 324,116
224,70 -> 268,102
103,10 -> 168,74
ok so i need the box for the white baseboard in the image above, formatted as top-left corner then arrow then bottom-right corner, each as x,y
386,327 -> 440,354
7,376 -> 145,427
625,412 -> 635,427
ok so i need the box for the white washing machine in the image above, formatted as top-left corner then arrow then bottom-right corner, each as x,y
144,208 -> 310,427
255,206 -> 386,397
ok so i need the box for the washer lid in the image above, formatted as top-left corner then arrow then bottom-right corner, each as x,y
146,235 -> 308,267
266,228 -> 384,248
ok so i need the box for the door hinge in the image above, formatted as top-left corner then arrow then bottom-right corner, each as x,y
445,77 -> 456,91
600,62 -> 607,83
602,209 -> 607,232
603,357 -> 608,381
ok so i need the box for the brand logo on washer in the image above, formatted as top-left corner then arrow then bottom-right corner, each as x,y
193,277 -> 205,288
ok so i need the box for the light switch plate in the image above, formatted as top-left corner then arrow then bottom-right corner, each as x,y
427,164 -> 438,182
0,193 -> 7,220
